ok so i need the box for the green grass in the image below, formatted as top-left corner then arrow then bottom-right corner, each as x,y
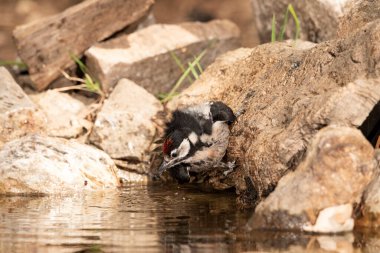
170,51 -> 194,83
160,49 -> 207,103
57,54 -> 103,98
0,60 -> 28,69
271,4 -> 301,42
271,14 -> 277,42
70,54 -> 102,94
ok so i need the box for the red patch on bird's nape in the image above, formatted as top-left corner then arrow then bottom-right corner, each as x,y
163,138 -> 173,155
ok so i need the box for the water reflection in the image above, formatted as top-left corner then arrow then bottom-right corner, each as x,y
0,183 -> 378,252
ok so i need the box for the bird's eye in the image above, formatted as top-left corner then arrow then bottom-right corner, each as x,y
171,151 -> 177,158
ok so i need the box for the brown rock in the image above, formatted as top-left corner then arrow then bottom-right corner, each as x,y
248,126 -> 376,232
13,0 -> 154,90
168,21 -> 380,203
0,67 -> 46,148
251,0 -> 349,43
355,150 -> 380,228
338,0 -> 380,38
85,19 -> 240,94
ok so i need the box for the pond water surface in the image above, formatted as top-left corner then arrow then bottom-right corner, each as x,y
0,183 -> 378,253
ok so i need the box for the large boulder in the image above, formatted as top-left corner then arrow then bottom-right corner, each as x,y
85,19 -> 240,94
168,21 -> 380,205
0,134 -> 120,195
251,0 -> 350,43
0,67 -> 46,148
89,79 -> 163,174
247,126 -> 377,232
338,0 -> 380,38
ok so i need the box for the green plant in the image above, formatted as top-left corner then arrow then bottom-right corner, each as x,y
160,49 -> 207,103
57,54 -> 104,98
271,4 -> 301,42
0,60 -> 28,69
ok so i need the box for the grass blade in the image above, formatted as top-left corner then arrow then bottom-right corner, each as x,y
161,66 -> 192,103
162,49 -> 207,103
170,51 -> 185,72
195,60 -> 203,73
271,14 -> 276,42
188,49 -> 206,80
170,50 -> 194,83
0,60 -> 28,69
70,53 -> 88,74
188,61 -> 199,79
288,4 -> 301,40
193,54 -> 204,73
279,7 -> 289,41
192,49 -> 207,68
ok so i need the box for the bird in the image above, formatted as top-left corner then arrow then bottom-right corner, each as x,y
157,101 -> 236,183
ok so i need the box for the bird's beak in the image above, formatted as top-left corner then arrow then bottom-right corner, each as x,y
158,160 -> 170,175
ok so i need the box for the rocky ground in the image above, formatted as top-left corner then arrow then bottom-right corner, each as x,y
1,0 -> 380,235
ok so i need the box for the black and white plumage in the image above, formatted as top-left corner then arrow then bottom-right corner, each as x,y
158,101 -> 236,183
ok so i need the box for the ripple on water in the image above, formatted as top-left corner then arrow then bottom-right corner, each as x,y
0,183 -> 377,252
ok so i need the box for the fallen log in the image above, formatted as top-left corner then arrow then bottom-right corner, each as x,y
13,0 -> 154,91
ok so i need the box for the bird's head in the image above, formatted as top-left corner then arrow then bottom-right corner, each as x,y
158,129 -> 193,174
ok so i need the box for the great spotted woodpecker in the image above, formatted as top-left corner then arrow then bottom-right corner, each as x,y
158,101 -> 236,183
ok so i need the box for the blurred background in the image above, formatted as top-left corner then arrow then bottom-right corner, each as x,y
0,0 -> 259,61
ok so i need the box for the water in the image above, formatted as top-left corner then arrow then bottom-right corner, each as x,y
0,183 -> 378,253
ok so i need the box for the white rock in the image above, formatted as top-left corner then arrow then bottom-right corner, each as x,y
30,90 -> 93,139
0,134 -> 120,195
303,204 -> 354,233
89,79 -> 163,173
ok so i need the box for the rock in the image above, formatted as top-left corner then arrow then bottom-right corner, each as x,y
302,204 -> 354,233
89,79 -> 163,174
13,0 -> 155,90
338,0 -> 380,38
85,19 -> 240,94
29,90 -> 93,139
117,169 -> 148,184
0,67 -> 46,148
168,21 -> 380,204
0,134 -> 120,195
355,150 -> 380,228
251,0 -> 350,43
247,126 -> 376,232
